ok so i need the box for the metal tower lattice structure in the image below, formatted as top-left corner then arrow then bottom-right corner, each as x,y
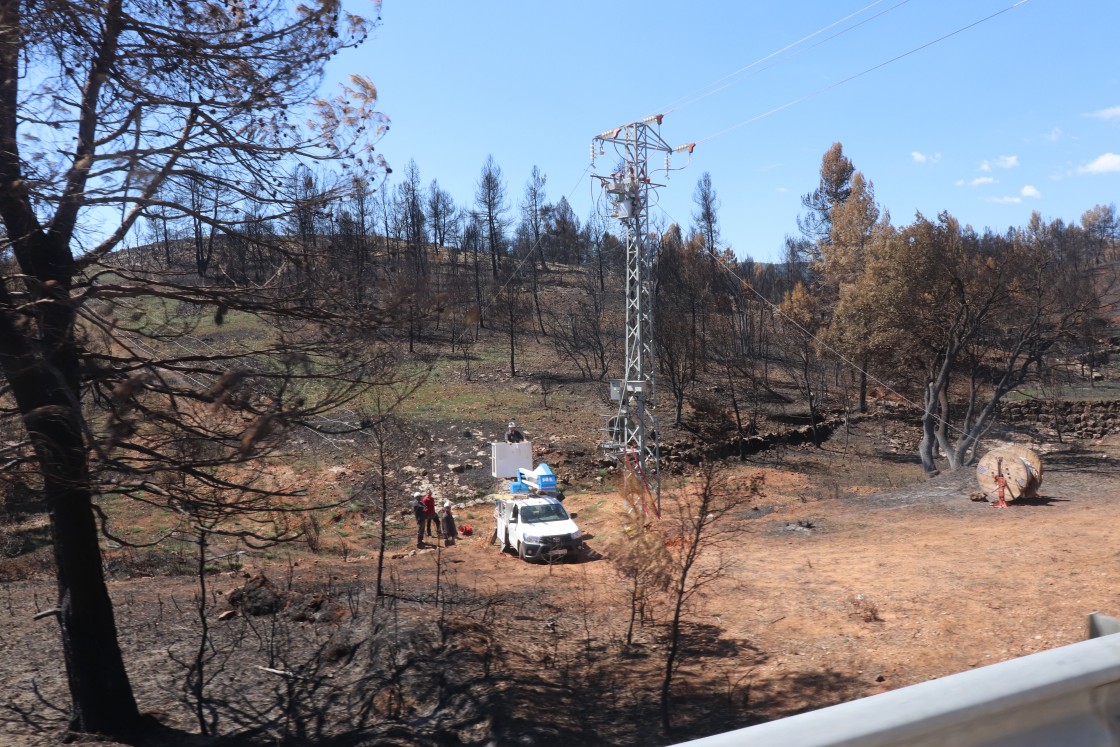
592,115 -> 689,513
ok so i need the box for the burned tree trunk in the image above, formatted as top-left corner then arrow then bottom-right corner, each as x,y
0,233 -> 140,733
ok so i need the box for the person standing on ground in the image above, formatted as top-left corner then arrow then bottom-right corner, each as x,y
422,489 -> 440,538
441,501 -> 458,546
505,421 -> 525,443
412,492 -> 426,548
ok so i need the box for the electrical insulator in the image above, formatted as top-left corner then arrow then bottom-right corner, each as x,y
590,142 -> 596,164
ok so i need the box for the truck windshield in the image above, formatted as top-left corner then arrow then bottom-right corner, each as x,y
520,503 -> 569,523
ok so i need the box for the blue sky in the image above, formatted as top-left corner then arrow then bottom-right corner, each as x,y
332,0 -> 1119,263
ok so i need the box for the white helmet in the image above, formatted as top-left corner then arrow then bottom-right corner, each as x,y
508,421 -> 516,428
413,492 -> 422,498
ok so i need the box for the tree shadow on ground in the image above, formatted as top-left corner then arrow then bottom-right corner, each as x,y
0,521 -> 52,559
3,480 -> 47,518
0,702 -> 212,747
123,718 -> 217,746
680,621 -> 760,659
655,666 -> 866,744
1041,451 -> 1119,474
871,450 -> 926,465
750,668 -> 872,719
534,371 -> 595,386
706,668 -> 868,735
1009,494 -> 1070,507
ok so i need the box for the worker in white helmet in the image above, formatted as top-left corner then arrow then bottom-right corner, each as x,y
505,421 -> 525,443
411,492 -> 426,548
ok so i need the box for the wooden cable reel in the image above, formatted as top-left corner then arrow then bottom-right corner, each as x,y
976,446 -> 1043,502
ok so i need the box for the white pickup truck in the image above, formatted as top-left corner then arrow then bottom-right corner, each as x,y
494,495 -> 583,562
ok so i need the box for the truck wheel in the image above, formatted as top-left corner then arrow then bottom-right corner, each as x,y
499,530 -> 508,553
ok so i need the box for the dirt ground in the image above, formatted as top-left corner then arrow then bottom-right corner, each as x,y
408,426 -> 1120,734
3,421 -> 1120,746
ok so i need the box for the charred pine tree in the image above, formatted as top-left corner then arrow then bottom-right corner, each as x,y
0,0 -> 393,735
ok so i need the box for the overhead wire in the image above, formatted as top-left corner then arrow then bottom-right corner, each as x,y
581,2 -> 1032,462
630,0 -> 1030,431
657,0 -> 915,117
215,3 -> 1029,453
691,0 -> 1031,147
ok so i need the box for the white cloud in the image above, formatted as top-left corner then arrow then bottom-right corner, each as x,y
775,186 -> 788,193
912,151 -> 941,164
1021,185 -> 1041,198
1078,153 -> 1120,174
986,196 -> 1022,204
956,176 -> 997,187
981,155 -> 1019,171
1046,128 -> 1062,142
1086,106 -> 1120,121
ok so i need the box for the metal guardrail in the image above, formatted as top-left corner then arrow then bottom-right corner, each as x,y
674,615 -> 1120,747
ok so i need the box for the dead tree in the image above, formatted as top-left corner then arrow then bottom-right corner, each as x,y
658,463 -> 764,734
0,0 -> 393,735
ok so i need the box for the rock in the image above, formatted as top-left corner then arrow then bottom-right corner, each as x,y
287,592 -> 347,624
449,463 -> 466,473
322,627 -> 364,664
229,573 -> 284,616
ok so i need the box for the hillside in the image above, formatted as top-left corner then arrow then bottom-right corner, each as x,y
2,257 -> 1120,746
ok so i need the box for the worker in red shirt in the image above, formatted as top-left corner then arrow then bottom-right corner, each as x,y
992,458 -> 1009,509
422,490 -> 441,537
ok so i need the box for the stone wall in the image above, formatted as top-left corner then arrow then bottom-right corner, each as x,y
999,399 -> 1120,439
662,414 -> 849,467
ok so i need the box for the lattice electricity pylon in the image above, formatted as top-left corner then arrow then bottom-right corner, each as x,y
592,115 -> 693,515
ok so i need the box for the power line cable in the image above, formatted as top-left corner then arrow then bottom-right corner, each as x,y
692,0 -> 1030,147
657,0 -> 914,116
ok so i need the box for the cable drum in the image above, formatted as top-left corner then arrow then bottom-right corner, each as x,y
976,447 -> 1043,502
